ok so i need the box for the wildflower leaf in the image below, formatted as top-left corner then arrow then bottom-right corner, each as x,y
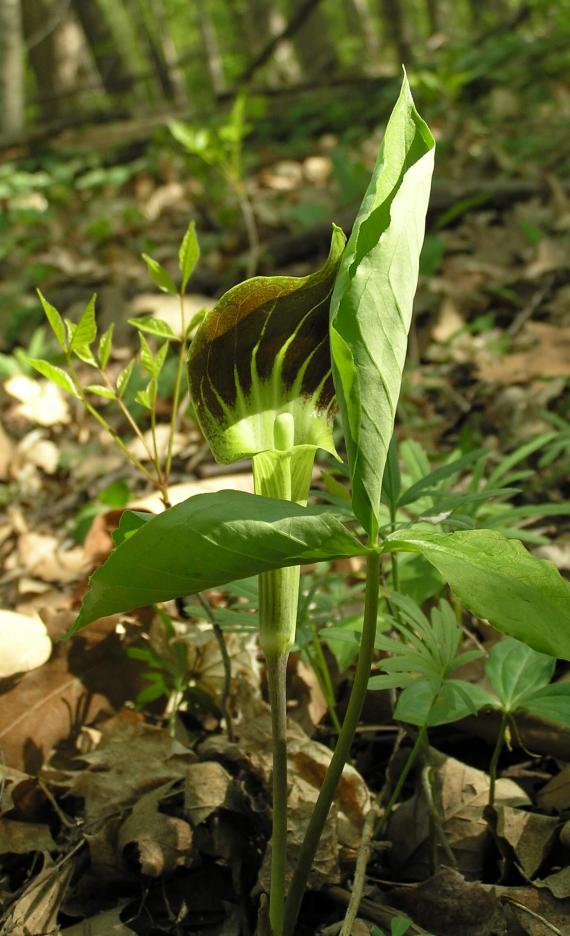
382,529 -> 570,659
70,295 -> 97,351
188,225 -> 346,462
179,220 -> 200,293
23,357 -> 80,398
37,290 -> 66,349
70,490 -> 372,635
330,72 -> 435,536
128,316 -> 178,340
142,253 -> 177,295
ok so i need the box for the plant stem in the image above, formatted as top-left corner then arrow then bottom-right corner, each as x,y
339,805 -> 379,936
376,724 -> 427,838
196,592 -> 234,741
235,181 -> 260,278
165,293 -> 188,482
66,357 -> 157,486
488,711 -> 508,808
282,552 -> 380,936
266,651 -> 289,936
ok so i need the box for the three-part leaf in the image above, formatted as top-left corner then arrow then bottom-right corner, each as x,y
382,529 -> 570,659
71,490 -> 372,635
330,73 -> 435,537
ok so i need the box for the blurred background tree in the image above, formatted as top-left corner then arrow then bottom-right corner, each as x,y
1,0 -> 567,138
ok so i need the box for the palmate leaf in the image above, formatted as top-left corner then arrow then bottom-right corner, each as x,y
382,529 -> 570,659
330,73 -> 435,537
188,226 -> 346,463
70,489 -> 372,635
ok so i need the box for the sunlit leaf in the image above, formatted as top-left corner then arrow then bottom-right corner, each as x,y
128,316 -> 178,340
37,290 -> 66,349
330,73 -> 435,536
24,357 -> 80,398
86,384 -> 116,399
70,295 -> 97,351
98,323 -> 114,368
179,220 -> 200,293
142,253 -> 177,295
71,490 -> 372,635
383,529 -> 570,659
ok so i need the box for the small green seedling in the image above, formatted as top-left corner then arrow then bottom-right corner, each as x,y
61,75 -> 570,936
27,221 -> 201,508
170,95 -> 260,276
371,916 -> 434,936
478,637 -> 570,806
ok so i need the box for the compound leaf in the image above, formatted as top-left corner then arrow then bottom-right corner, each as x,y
71,490 -> 372,635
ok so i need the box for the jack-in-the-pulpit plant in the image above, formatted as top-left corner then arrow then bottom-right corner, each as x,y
69,75 -> 570,936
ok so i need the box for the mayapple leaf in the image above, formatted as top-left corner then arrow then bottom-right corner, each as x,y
382,529 -> 570,660
188,225 -> 346,463
71,490 -> 372,635
330,72 -> 435,537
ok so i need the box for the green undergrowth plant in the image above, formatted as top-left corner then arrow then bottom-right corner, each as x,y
170,95 -> 260,277
61,75 -> 570,936
26,221 -> 201,508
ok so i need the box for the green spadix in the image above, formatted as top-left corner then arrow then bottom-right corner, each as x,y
188,225 -> 346,467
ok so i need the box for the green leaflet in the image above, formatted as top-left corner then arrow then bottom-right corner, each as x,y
188,226 -> 346,463
382,529 -> 570,660
71,490 -> 372,635
330,73 -> 435,537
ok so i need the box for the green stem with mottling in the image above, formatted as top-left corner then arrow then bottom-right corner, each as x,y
282,550 -> 380,936
488,711 -> 508,808
254,413 -> 300,936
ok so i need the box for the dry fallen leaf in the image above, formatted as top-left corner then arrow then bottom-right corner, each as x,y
0,853 -> 74,936
386,747 -> 529,880
0,616 -> 143,772
131,472 -> 254,512
199,682 -> 371,891
537,765 -> 570,813
127,423 -> 187,462
61,905 -> 132,935
118,781 -> 193,876
493,804 -> 560,878
386,867 -> 508,936
10,531 -> 88,584
5,375 -> 70,426
67,712 -> 197,821
0,609 -> 52,678
478,321 -> 570,383
0,818 -> 56,854
14,429 -> 59,475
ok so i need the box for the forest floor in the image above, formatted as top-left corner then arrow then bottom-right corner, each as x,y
0,81 -> 570,936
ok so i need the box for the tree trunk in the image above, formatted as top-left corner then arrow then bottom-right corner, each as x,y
378,0 -> 413,65
343,0 -> 381,63
1,0 -> 25,136
70,0 -> 135,97
286,0 -> 338,79
147,0 -> 188,106
124,0 -> 175,101
195,0 -> 226,94
425,0 -> 440,34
